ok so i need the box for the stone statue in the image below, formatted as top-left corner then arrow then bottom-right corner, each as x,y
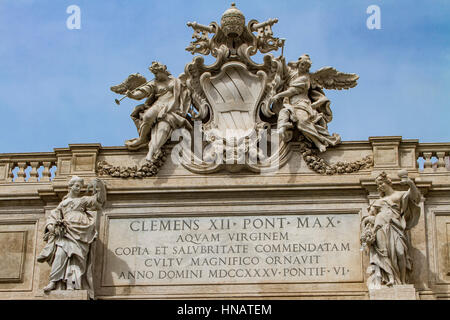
102,4 -> 369,176
37,176 -> 107,296
360,170 -> 421,289
185,3 -> 285,57
272,54 -> 358,152
111,61 -> 192,162
178,3 -> 293,174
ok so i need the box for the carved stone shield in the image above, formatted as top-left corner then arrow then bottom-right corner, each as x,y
200,61 -> 267,140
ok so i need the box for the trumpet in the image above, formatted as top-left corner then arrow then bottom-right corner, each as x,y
114,95 -> 128,105
114,80 -> 152,106
111,73 -> 153,106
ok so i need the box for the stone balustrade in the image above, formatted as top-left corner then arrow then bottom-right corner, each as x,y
0,153 -> 57,183
416,143 -> 450,172
1,140 -> 449,185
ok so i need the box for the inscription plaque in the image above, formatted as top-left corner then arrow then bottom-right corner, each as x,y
103,213 -> 363,286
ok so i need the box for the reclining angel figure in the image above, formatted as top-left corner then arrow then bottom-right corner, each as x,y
271,54 -> 359,152
111,61 -> 192,161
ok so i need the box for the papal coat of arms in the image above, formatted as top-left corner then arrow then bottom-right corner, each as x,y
103,3 -> 371,178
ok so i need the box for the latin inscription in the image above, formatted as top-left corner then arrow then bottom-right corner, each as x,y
103,214 -> 362,285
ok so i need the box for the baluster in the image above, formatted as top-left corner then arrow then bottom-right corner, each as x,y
41,161 -> 52,182
7,162 -> 15,182
436,152 -> 445,171
28,161 -> 40,182
422,152 -> 433,173
436,152 -> 446,172
16,162 -> 27,182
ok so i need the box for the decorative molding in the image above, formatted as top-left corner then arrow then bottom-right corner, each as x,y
97,150 -> 167,179
299,138 -> 373,175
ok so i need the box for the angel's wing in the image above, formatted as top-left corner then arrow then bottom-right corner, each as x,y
310,67 -> 359,90
110,73 -> 148,94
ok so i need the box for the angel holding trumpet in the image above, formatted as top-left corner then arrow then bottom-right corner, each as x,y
110,61 -> 191,161
271,54 -> 359,152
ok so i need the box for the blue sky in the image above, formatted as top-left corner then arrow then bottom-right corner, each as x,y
0,0 -> 449,153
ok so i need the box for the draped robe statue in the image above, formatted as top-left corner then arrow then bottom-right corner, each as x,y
272,54 -> 358,152
37,176 -> 106,297
361,171 -> 421,289
111,61 -> 192,162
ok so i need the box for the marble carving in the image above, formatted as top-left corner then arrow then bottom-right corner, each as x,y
361,170 -> 421,289
0,3 -> 448,302
106,3 -> 370,176
37,176 -> 106,297
111,62 -> 192,162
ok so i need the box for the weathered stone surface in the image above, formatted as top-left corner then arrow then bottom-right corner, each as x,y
0,231 -> 26,282
0,4 -> 449,301
102,214 -> 362,286
433,213 -> 450,283
0,221 -> 37,295
369,285 -> 417,300
0,138 -> 449,300
37,290 -> 89,300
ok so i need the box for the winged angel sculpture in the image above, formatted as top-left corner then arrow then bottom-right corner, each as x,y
273,54 -> 359,152
105,4 -> 368,177
110,62 -> 192,162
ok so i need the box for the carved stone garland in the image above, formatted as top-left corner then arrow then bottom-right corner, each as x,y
97,150 -> 167,179
298,136 -> 373,175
